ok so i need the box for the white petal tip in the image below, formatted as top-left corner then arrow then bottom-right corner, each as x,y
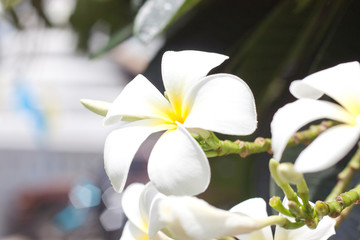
294,163 -> 320,173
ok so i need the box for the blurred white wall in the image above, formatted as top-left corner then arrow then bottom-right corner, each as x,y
0,15 -> 127,236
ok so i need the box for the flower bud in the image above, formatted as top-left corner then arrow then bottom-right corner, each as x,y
277,162 -> 304,185
81,99 -> 110,116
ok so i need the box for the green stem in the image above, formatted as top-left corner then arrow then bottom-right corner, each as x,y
276,162 -> 312,216
287,120 -> 336,148
269,196 -> 293,217
326,144 -> 360,201
258,215 -> 305,230
335,203 -> 355,228
269,159 -> 300,205
205,120 -> 335,158
297,178 -> 312,215
315,184 -> 360,218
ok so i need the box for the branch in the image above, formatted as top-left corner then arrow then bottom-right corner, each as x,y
204,120 -> 335,158
315,184 -> 360,218
326,144 -> 360,201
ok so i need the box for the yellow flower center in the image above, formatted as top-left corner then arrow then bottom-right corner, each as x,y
163,95 -> 189,125
343,99 -> 360,126
138,236 -> 149,240
137,220 -> 150,240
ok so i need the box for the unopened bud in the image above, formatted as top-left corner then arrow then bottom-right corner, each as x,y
315,201 -> 329,216
269,196 -> 292,217
288,200 -> 303,217
277,162 -> 303,185
305,216 -> 319,229
80,99 -> 111,116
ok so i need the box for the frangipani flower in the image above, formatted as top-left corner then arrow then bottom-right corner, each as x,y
152,196 -> 267,240
233,198 -> 336,240
271,62 -> 360,172
101,50 -> 257,195
120,182 -> 172,240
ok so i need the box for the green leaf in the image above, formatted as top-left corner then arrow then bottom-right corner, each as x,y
70,0 -> 133,51
1,0 -> 23,10
226,0 -> 351,116
90,24 -> 133,58
31,0 -> 52,27
134,0 -> 202,43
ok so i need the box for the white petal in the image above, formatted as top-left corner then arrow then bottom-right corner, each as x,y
294,123 -> 360,173
157,196 -> 263,240
274,216 -> 336,240
122,183 -> 147,233
120,221 -> 148,240
271,99 -> 354,161
290,62 -> 360,116
148,193 -> 167,238
104,119 -> 171,192
152,232 -> 174,240
139,182 -> 163,224
104,74 -> 173,125
184,73 -> 257,135
161,50 -> 228,115
236,230 -> 273,240
122,182 -> 170,239
230,198 -> 269,220
148,123 -> 210,196
230,198 -> 273,240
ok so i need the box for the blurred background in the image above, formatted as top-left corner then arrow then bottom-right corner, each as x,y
0,0 -> 360,239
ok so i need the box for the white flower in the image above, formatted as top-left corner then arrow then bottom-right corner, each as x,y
153,196 -> 266,240
233,198 -> 336,240
271,62 -> 360,172
103,50 -> 257,195
120,182 -> 172,240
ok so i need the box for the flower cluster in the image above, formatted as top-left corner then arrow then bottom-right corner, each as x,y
81,50 -> 360,240
83,50 -> 257,196
271,62 -> 360,172
121,182 -> 336,240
